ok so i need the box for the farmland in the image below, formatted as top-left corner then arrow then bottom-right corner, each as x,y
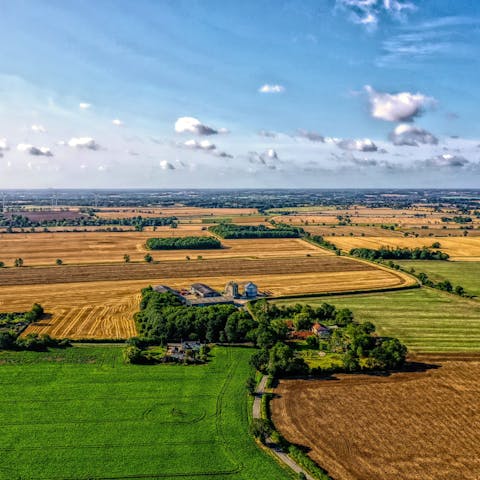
0,230 -> 324,266
395,260 -> 480,298
324,236 -> 480,260
0,345 -> 292,480
272,357 -> 480,480
275,288 -> 480,353
0,254 -> 413,339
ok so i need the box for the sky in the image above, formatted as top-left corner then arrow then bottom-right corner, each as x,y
1,0 -> 480,188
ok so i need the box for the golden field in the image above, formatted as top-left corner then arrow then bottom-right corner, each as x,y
0,229 -> 324,266
94,206 -> 258,218
0,253 -> 414,339
272,357 -> 480,480
325,236 -> 480,261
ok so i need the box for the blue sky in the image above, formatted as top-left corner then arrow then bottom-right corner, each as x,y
1,0 -> 480,188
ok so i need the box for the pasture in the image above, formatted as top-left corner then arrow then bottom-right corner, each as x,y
272,358 -> 480,480
395,260 -> 480,298
325,236 -> 480,260
0,346 -> 292,480
275,288 -> 480,353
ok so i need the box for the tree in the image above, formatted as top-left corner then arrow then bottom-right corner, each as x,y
144,253 -> 153,263
293,312 -> 312,331
55,258 -> 63,266
123,254 -> 130,263
0,261 -> 4,268
454,285 -> 465,296
123,345 -> 143,364
14,258 -> 23,267
249,418 -> 272,443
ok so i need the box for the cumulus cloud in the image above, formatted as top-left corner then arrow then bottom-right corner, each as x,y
264,148 -> 278,160
0,138 -> 8,151
17,143 -> 53,156
423,153 -> 469,168
112,119 -> 124,126
389,124 -> 438,146
338,138 -> 378,152
160,160 -> 175,170
79,102 -> 91,110
68,137 -> 100,150
175,117 -> 218,136
31,124 -> 46,133
184,139 -> 216,151
336,0 -> 416,29
297,130 -> 325,142
365,85 -> 435,122
258,84 -> 285,94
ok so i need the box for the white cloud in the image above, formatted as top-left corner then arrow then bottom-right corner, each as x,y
422,153 -> 469,168
0,138 -> 8,151
184,139 -> 216,151
112,119 -> 124,126
31,124 -> 46,133
79,102 -> 91,110
68,137 -> 100,150
258,84 -> 285,94
336,0 -> 416,30
264,148 -> 278,159
258,130 -> 278,138
160,160 -> 175,170
389,124 -> 438,146
338,138 -> 378,152
17,143 -> 53,156
175,117 -> 218,135
365,85 -> 435,122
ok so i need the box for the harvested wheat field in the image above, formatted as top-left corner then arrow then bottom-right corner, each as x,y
95,206 -> 258,218
326,236 -> 480,260
0,232 -> 324,266
0,256 -> 413,339
272,358 -> 480,480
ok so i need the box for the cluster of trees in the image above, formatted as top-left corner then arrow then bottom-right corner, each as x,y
135,288 -> 258,344
146,236 -> 221,250
209,224 -> 303,239
0,304 -> 70,351
250,300 -> 407,373
350,246 -> 449,261
441,216 -> 472,224
0,214 -> 177,230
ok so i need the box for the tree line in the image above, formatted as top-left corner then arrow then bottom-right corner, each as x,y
209,223 -> 303,239
146,236 -> 221,250
350,246 -> 449,261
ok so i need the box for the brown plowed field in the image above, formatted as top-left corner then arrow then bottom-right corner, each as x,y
272,358 -> 480,480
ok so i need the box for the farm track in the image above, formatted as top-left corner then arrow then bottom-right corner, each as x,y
0,256 -> 377,286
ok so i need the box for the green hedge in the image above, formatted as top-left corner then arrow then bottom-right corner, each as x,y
146,236 -> 221,250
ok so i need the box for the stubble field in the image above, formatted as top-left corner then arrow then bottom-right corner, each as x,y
272,358 -> 480,480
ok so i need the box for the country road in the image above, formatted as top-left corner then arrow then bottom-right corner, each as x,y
253,375 -> 316,480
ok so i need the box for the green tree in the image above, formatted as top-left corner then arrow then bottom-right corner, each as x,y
123,254 -> 130,263
14,258 -> 23,267
144,253 -> 153,263
0,261 -> 4,268
249,418 -> 272,443
55,258 -> 63,266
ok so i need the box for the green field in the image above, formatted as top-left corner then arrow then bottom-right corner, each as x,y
275,288 -> 480,353
396,260 -> 480,297
0,345 -> 292,480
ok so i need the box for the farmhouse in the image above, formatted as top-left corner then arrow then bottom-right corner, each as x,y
312,323 -> 331,338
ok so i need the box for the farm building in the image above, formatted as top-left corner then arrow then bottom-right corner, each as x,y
153,285 -> 186,303
191,283 -> 221,298
224,281 -> 240,298
312,323 -> 331,338
243,282 -> 258,298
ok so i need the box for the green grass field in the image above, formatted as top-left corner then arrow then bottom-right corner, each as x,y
396,260 -> 480,297
0,345 -> 292,480
275,288 -> 480,353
